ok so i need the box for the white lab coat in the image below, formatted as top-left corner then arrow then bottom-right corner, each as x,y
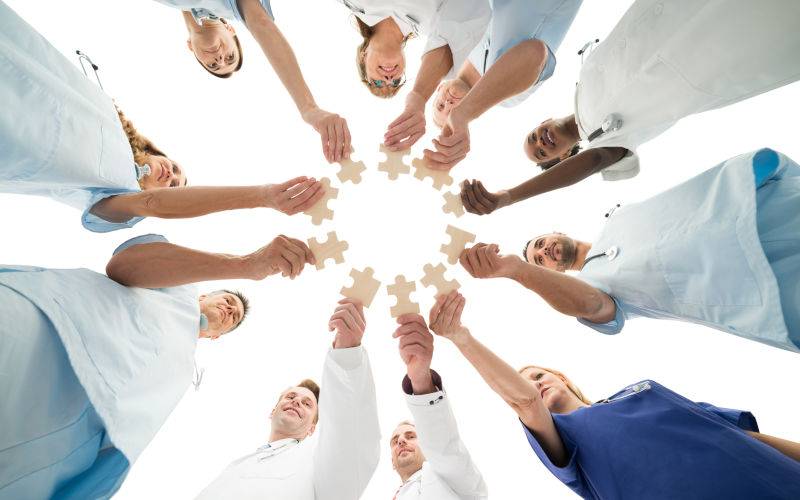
395,389 -> 487,499
339,0 -> 491,80
196,346 -> 381,500
574,0 -> 800,180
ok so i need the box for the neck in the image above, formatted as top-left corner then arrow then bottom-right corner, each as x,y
182,11 -> 220,33
570,240 -> 592,271
554,398 -> 589,415
397,463 -> 423,484
370,17 -> 404,48
564,114 -> 580,143
268,429 -> 304,444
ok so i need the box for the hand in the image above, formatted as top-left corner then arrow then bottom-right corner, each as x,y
459,243 -> 521,280
423,110 -> 470,170
302,106 -> 352,163
263,176 -> 324,215
383,91 -> 426,151
246,235 -> 314,280
460,179 -> 510,215
428,290 -> 470,346
392,313 -> 434,389
328,298 -> 366,349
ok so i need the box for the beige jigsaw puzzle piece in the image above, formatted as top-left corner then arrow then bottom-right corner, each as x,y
340,267 -> 381,308
378,144 -> 411,180
411,157 -> 454,190
303,177 -> 338,225
441,189 -> 464,218
386,275 -> 420,318
420,263 -> 460,298
307,231 -> 349,270
336,148 -> 367,184
440,224 -> 476,265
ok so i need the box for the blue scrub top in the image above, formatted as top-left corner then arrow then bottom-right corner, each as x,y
523,380 -> 800,499
151,0 -> 274,25
467,0 -> 583,107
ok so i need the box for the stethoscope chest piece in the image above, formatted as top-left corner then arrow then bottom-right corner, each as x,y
605,246 -> 619,261
588,113 -> 623,141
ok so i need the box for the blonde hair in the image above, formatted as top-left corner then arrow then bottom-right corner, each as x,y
518,365 -> 592,406
351,15 -> 413,99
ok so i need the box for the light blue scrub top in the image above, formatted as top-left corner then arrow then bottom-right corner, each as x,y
523,380 -> 800,499
0,234 -> 201,464
151,0 -> 274,25
577,148 -> 798,353
467,0 -> 583,107
0,2 -> 145,233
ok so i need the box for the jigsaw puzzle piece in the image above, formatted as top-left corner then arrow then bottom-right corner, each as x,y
303,177 -> 338,225
340,267 -> 381,308
440,225 -> 476,265
441,189 -> 464,218
378,144 -> 412,180
412,157 -> 454,190
420,263 -> 460,299
336,147 -> 367,184
386,275 -> 420,318
307,231 -> 349,270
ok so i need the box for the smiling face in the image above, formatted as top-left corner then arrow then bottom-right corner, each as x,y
270,386 -> 318,439
139,155 -> 187,190
520,367 -> 580,415
186,22 -> 240,77
524,118 -> 579,164
432,79 -> 470,127
390,423 -> 425,477
362,43 -> 406,89
524,233 -> 577,272
198,292 -> 245,339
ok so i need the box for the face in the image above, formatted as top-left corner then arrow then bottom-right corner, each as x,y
198,292 -> 245,339
525,233 -> 577,272
187,23 -> 239,76
524,118 -> 576,164
432,80 -> 470,127
270,387 -> 318,438
520,367 -> 576,414
390,424 -> 425,473
363,43 -> 406,88
139,155 -> 187,190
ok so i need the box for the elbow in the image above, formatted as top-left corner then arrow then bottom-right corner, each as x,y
105,257 -> 131,286
579,292 -> 615,324
519,39 -> 548,82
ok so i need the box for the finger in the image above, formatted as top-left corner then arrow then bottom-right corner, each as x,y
343,120 -> 352,159
287,183 -> 324,214
286,237 -> 314,266
462,180 -> 485,215
392,321 -> 427,339
459,247 -> 475,275
333,121 -> 345,162
428,294 -> 446,325
386,110 -> 413,131
284,178 -> 315,198
394,131 -> 423,150
427,155 -> 465,171
281,239 -> 308,277
320,126 -> 331,163
338,301 -> 366,331
329,308 -> 357,333
460,180 -> 480,215
453,295 -> 466,322
440,290 -> 461,324
278,176 -> 308,191
429,138 -> 463,157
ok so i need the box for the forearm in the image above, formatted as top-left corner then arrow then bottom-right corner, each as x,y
746,431 -> 800,462
106,242 -> 251,288
412,45 -> 453,102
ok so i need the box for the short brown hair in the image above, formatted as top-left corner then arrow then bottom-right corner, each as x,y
352,16 -> 412,99
276,379 -> 321,424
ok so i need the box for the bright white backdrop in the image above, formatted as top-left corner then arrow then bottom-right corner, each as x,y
3,1 -> 800,498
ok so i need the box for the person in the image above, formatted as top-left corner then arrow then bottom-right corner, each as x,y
458,0 -> 800,215
196,298 -> 381,499
0,2 -> 324,232
426,0 -> 583,170
151,0 -> 351,163
427,290 -> 800,499
0,232 -> 315,499
339,0 -> 490,152
460,148 -> 800,353
389,313 -> 487,499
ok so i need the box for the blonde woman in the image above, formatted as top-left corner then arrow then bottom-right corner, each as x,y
429,290 -> 800,499
0,3 -> 322,232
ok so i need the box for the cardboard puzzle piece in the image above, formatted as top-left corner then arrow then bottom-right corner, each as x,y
307,231 -> 349,270
440,224 -> 476,265
411,157 -> 454,190
378,145 -> 411,180
386,275 -> 420,318
336,148 -> 367,184
441,189 -> 464,218
340,267 -> 381,308
420,263 -> 460,298
303,177 -> 338,225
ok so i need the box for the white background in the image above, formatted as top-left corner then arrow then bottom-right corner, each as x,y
3,1 -> 799,498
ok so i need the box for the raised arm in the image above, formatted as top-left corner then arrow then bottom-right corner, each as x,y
106,234 -> 314,288
238,0 -> 350,162
746,431 -> 800,463
460,243 -> 615,323
460,147 -> 628,215
90,176 -> 323,222
428,291 -> 569,467
426,39 -> 549,170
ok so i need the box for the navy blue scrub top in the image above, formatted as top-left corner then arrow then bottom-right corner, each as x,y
522,380 -> 800,499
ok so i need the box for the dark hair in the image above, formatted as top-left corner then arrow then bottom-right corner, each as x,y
195,19 -> 243,79
211,289 -> 250,331
277,379 -> 321,424
538,143 -> 582,170
352,15 -> 412,98
522,239 -> 533,263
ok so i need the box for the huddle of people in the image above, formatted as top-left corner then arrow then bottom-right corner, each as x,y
1,0 -> 799,499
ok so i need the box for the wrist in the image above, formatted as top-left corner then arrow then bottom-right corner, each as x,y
259,185 -> 275,209
332,334 -> 360,350
405,91 -> 425,111
451,327 -> 473,348
408,368 -> 436,394
299,103 -> 319,123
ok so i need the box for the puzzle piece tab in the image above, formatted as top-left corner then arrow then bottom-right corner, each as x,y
442,189 -> 464,218
386,275 -> 420,318
412,157 -> 454,190
340,267 -> 381,308
420,263 -> 460,298
307,231 -> 349,270
303,177 -> 338,225
440,225 -> 476,265
336,148 -> 367,184
378,145 -> 411,180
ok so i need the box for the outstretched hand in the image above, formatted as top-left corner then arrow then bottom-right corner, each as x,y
263,176 -> 324,215
459,243 -> 521,280
384,91 -> 427,151
424,112 -> 470,170
328,298 -> 366,349
247,235 -> 314,280
428,290 -> 470,346
460,179 -> 510,215
302,106 -> 352,163
392,313 -> 435,392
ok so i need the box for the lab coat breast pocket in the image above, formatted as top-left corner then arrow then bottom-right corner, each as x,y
655,218 -> 762,307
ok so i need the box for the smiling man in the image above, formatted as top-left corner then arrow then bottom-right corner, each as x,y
196,298 -> 381,500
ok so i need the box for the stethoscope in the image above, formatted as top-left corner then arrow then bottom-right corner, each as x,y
580,204 -> 621,270
256,439 -> 301,461
76,50 -> 103,90
576,39 -> 624,141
